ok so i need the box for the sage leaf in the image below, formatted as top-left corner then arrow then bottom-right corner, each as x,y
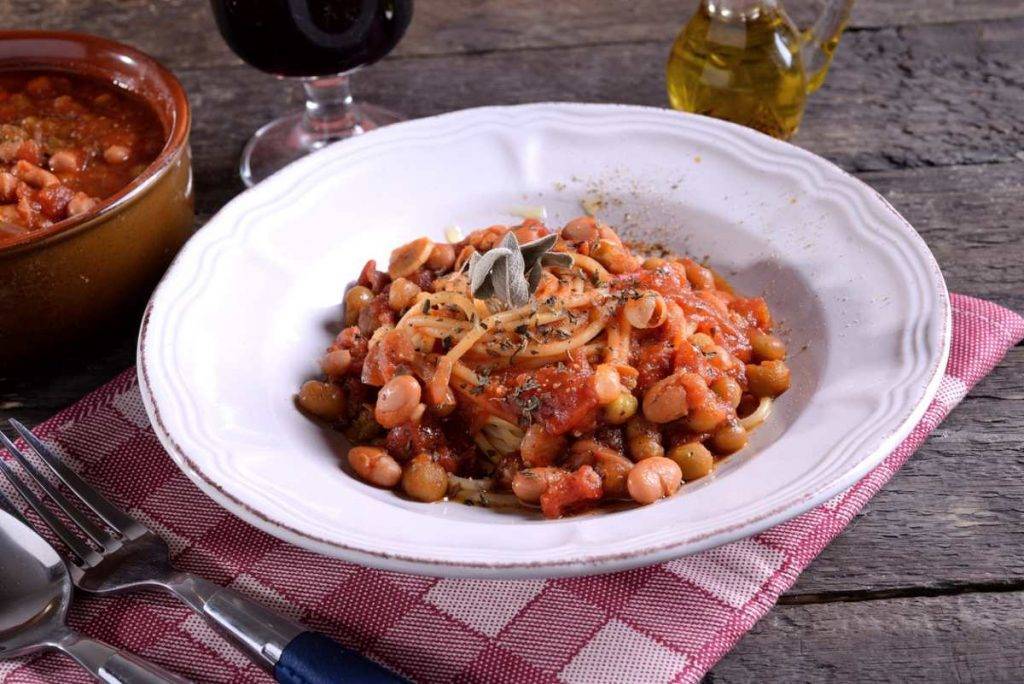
470,246 -> 512,298
520,234 -> 558,268
526,262 -> 543,293
503,234 -> 528,306
491,252 -> 512,305
508,265 -> 530,306
465,228 -> 575,308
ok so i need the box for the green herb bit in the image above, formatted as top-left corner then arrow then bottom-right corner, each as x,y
520,377 -> 540,392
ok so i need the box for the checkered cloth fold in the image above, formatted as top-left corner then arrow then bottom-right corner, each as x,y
1,294 -> 1022,684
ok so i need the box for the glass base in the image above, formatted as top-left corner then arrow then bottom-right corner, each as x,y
239,103 -> 403,187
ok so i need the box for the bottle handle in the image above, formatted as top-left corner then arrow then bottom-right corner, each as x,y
801,0 -> 855,93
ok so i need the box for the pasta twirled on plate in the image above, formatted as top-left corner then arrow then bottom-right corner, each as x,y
298,216 -> 790,518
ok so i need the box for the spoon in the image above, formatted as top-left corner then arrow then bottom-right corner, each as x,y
0,509 -> 189,683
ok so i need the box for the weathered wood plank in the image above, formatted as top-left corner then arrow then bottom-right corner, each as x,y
706,591 -> 1024,682
785,346 -> 1024,598
167,16 -> 1024,197
409,0 -> 1024,54
805,19 -> 1024,172
4,5 -> 1022,174
866,163 -> 1024,314
0,317 -> 137,430
4,1 -> 1024,69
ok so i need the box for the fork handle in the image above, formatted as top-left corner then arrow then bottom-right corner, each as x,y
55,628 -> 190,683
163,572 -> 403,682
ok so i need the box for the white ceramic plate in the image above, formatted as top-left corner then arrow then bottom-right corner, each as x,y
139,104 -> 949,578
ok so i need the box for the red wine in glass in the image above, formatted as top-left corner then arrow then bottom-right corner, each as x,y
210,0 -> 414,186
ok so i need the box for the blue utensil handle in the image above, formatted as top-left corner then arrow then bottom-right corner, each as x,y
164,573 -> 405,681
275,632 -> 406,684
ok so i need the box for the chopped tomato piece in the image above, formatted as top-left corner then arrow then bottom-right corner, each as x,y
540,465 -> 602,518
357,259 -> 389,292
635,338 -> 673,391
36,184 -> 75,219
361,329 -> 414,386
730,296 -> 772,330
357,293 -> 396,336
529,352 -> 599,435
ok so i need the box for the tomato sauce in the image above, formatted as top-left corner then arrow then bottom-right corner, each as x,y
308,220 -> 792,518
0,70 -> 165,244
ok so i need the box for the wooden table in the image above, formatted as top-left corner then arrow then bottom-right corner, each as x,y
2,1 -> 1022,680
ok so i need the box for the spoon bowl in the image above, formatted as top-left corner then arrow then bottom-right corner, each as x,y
0,511 -> 71,659
0,510 -> 188,682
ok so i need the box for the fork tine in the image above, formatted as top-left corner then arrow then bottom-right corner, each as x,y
0,455 -> 101,566
10,420 -> 140,535
0,430 -> 116,550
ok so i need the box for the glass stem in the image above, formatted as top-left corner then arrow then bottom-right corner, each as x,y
301,74 -> 361,145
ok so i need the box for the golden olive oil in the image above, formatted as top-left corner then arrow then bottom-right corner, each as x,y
666,2 -> 808,139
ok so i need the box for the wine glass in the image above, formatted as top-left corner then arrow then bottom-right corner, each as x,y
209,0 -> 413,186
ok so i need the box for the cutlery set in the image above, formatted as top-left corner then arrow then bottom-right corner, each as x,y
0,420 -> 402,683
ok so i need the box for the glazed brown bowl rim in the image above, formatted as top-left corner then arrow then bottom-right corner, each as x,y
0,30 -> 191,257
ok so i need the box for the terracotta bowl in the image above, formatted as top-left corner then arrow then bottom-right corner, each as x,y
0,31 -> 194,369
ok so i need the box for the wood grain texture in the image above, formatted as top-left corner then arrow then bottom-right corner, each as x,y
786,347 -> 1024,598
158,14 -> 1024,215
4,1 -> 1024,67
5,6 -> 1021,176
707,591 -> 1024,681
868,162 -> 1024,313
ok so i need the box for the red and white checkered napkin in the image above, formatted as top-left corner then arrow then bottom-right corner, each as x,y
2,294 -> 1022,684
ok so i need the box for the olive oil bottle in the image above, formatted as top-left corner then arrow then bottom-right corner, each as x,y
666,0 -> 853,139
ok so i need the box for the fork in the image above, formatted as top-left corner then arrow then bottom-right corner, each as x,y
0,420 -> 404,684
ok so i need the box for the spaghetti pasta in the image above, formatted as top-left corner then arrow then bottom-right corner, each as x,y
297,216 -> 791,518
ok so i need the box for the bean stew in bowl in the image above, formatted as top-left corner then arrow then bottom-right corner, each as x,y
0,31 -> 193,367
0,70 -> 165,243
